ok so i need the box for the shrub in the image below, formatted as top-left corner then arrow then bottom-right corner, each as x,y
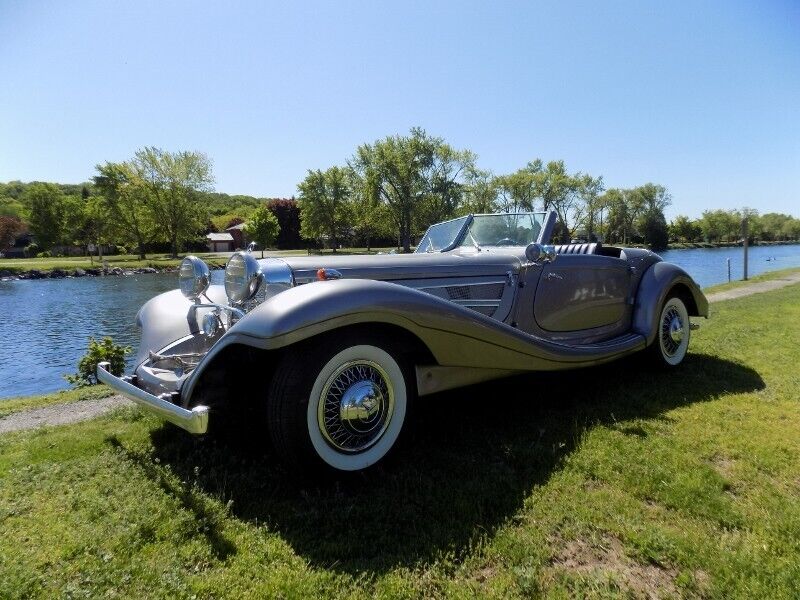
115,246 -> 127,255
39,250 -> 52,258
24,243 -> 39,258
65,336 -> 131,387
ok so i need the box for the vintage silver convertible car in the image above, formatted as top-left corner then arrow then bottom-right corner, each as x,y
98,212 -> 708,472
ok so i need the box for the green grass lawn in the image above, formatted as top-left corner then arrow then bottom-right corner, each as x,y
1,286 -> 799,598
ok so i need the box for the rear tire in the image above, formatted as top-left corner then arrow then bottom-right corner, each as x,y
266,334 -> 412,473
647,295 -> 691,367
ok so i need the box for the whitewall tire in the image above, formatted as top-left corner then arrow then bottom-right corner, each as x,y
652,296 -> 690,366
306,345 -> 407,471
266,335 -> 411,473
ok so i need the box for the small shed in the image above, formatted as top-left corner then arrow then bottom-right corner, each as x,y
206,232 -> 234,252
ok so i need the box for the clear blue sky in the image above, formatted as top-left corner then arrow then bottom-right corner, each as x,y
1,0 -> 798,219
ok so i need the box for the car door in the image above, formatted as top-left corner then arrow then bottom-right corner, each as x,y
532,255 -> 631,332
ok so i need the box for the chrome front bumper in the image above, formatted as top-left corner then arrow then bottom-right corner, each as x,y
96,361 -> 209,434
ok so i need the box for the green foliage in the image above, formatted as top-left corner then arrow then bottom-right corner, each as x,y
94,161 -> 154,259
669,215 -> 702,242
130,147 -> 215,258
245,203 -> 280,257
298,166 -> 353,250
22,182 -> 65,249
351,127 -> 475,252
639,209 -> 669,250
65,337 -> 131,388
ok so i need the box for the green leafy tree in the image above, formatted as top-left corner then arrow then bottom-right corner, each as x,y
22,182 -> 65,250
495,160 -> 542,213
349,170 -> 392,250
94,162 -> 153,259
131,147 -> 215,258
298,166 -> 352,251
461,167 -> 498,214
245,203 -> 280,258
669,215 -> 702,242
351,128 -> 474,252
577,174 -> 605,242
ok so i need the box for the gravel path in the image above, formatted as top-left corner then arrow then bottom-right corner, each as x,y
2,272 -> 799,436
0,395 -> 133,435
705,271 -> 800,303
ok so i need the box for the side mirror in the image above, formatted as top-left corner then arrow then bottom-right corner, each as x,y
525,243 -> 556,264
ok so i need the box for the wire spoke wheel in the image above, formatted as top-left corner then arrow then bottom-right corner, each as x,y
318,360 -> 395,453
655,296 -> 690,366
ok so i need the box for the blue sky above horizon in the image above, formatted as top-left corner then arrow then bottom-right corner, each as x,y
1,0 -> 798,219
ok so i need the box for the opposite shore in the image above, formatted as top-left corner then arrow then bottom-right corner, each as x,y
2,241 -> 799,281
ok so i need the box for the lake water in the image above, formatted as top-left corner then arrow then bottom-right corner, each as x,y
1,244 -> 799,399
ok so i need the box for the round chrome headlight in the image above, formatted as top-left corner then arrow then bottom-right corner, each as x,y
224,252 -> 262,303
179,256 -> 210,300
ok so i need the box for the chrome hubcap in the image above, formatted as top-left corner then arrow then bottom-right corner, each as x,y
318,360 -> 394,453
661,306 -> 684,356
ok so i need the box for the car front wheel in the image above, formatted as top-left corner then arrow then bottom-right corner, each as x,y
266,336 -> 411,473
648,295 -> 691,367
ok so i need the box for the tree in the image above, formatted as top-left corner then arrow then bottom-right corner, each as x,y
245,203 -> 280,258
349,170 -> 392,251
94,162 -> 153,259
669,215 -> 701,242
577,174 -> 605,242
22,182 -> 64,250
351,128 -> 474,252
0,215 -> 24,251
131,147 -> 214,258
298,167 -> 352,251
267,198 -> 303,249
639,210 -> 669,250
494,160 -> 545,214
461,167 -> 498,214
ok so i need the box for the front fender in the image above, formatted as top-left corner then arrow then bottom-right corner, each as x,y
134,285 -> 228,366
632,262 -> 709,346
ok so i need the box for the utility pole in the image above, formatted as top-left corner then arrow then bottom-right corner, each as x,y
742,217 -> 749,281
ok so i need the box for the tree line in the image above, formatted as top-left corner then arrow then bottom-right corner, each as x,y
669,209 -> 800,244
2,130 -> 798,258
296,128 -> 681,252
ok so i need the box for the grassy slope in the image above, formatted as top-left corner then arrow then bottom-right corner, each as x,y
1,288 -> 799,598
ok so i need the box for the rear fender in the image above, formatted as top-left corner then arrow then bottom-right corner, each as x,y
632,262 -> 709,346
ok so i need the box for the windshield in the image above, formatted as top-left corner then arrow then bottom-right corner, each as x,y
416,212 -> 546,253
416,216 -> 469,252
466,213 -> 545,247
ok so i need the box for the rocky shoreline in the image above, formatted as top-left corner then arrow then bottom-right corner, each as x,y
0,265 -> 178,281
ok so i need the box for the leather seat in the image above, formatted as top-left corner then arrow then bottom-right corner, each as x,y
554,242 -> 600,255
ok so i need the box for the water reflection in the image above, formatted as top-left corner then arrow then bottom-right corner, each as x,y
0,271 -> 223,398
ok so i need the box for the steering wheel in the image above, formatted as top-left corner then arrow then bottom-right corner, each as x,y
495,237 -> 516,246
